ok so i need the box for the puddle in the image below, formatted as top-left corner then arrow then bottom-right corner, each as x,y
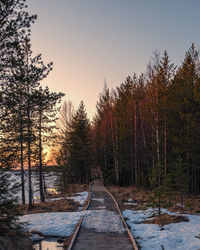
33,238 -> 65,250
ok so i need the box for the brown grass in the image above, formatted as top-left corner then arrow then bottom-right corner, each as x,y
107,185 -> 150,211
107,185 -> 200,215
143,213 -> 189,226
19,183 -> 89,215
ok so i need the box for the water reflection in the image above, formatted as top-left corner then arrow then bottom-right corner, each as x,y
33,238 -> 64,250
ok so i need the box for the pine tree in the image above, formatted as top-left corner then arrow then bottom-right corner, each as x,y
0,168 -> 24,234
34,86 -> 64,202
94,87 -> 116,184
56,100 -> 74,191
168,44 -> 200,196
67,101 -> 93,183
2,36 -> 55,208
0,0 -> 36,206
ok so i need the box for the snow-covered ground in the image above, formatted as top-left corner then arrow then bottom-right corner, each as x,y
21,212 -> 83,238
82,209 -> 126,233
123,207 -> 200,250
93,198 -> 104,203
20,189 -> 126,243
21,209 -> 126,240
9,171 -> 58,204
22,205 -> 123,236
67,191 -> 88,206
19,189 -> 89,248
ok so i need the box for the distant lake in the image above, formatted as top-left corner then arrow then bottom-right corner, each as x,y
9,170 -> 58,204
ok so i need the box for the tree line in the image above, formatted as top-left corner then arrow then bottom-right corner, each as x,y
94,46 -> 200,199
2,0 -> 200,235
0,0 -> 64,233
56,100 -> 93,190
58,45 -> 200,204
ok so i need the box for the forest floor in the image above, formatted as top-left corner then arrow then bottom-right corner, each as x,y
19,184 -> 90,249
108,185 -> 200,250
19,184 -> 89,215
108,185 -> 200,219
17,183 -> 200,250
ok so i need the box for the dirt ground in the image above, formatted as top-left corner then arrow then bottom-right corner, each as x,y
19,184 -> 89,215
107,185 -> 200,225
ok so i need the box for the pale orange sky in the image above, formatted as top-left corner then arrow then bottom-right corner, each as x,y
27,0 -> 200,119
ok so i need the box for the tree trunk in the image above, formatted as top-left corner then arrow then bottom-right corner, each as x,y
130,117 -> 134,184
26,55 -> 32,209
138,103 -> 146,148
164,94 -> 167,176
39,111 -> 45,202
27,104 -> 32,209
155,86 -> 160,165
111,118 -> 119,183
114,117 -> 119,183
134,101 -> 137,186
20,121 -> 25,205
43,171 -> 46,194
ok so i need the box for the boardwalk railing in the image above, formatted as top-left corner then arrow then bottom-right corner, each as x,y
68,179 -> 138,250
105,187 -> 138,250
67,183 -> 92,250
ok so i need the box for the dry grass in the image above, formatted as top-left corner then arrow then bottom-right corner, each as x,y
19,184 -> 89,215
107,185 -> 150,211
108,185 -> 200,216
143,213 -> 189,226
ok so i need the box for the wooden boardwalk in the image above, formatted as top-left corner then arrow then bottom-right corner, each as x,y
72,179 -> 134,250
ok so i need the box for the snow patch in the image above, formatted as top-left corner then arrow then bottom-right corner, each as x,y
93,198 -> 104,203
21,209 -> 126,239
9,171 -> 58,204
20,212 -> 82,237
123,208 -> 200,250
124,202 -> 138,206
45,196 -> 67,202
82,209 -> 126,234
67,191 -> 88,206
30,234 -> 45,241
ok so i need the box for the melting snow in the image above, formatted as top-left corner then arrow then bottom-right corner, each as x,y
123,208 -> 200,250
45,196 -> 67,202
9,171 -> 58,204
82,210 -> 126,234
124,202 -> 138,206
98,206 -> 106,209
21,209 -> 126,239
67,191 -> 88,206
30,234 -> 45,241
20,212 -> 82,237
93,198 -> 104,203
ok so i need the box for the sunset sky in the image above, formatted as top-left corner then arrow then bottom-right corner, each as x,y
27,0 -> 200,119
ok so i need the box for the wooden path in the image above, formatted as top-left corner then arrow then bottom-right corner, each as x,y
72,179 -> 136,250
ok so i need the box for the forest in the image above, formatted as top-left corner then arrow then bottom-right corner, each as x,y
58,46 -> 200,200
0,0 -> 64,234
1,0 -> 200,240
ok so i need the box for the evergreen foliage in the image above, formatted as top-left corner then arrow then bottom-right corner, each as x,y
57,101 -> 93,189
0,0 -> 64,236
93,45 -> 200,200
0,168 -> 22,235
